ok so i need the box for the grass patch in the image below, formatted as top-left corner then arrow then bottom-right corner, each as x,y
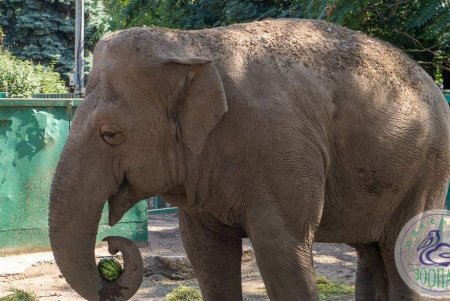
165,285 -> 202,301
0,289 -> 38,301
317,276 -> 355,299
249,276 -> 354,299
164,276 -> 353,300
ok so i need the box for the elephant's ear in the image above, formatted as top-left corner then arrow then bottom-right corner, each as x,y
165,57 -> 228,155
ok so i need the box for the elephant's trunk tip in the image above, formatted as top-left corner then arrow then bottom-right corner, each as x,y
98,236 -> 144,301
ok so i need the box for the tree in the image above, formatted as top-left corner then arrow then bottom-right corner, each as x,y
103,0 -> 172,28
104,0 -> 303,29
0,0 -> 109,78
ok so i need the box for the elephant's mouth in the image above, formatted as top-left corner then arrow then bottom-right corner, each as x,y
108,175 -> 142,226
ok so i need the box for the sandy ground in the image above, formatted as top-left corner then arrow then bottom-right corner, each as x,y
0,213 -> 357,300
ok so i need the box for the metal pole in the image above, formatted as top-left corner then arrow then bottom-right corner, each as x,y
74,0 -> 85,94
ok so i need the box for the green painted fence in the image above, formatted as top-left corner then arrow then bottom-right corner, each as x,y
0,98 -> 148,254
148,195 -> 177,215
444,90 -> 450,103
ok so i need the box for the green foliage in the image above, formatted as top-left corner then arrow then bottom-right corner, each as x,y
103,0 -> 164,28
105,0 -> 302,29
34,64 -> 68,95
165,285 -> 202,301
0,0 -> 109,77
104,0 -> 449,82
0,289 -> 38,301
0,49 -> 67,97
86,1 -> 111,47
316,275 -> 355,298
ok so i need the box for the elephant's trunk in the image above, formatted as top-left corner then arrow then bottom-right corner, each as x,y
49,146 -> 143,301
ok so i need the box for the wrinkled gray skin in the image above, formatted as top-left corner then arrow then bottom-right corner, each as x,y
49,19 -> 450,301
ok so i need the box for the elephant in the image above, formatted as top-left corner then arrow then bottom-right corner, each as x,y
48,19 -> 450,301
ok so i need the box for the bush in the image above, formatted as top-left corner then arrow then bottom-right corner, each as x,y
165,286 -> 202,301
0,289 -> 38,301
33,64 -> 67,94
0,48 -> 66,97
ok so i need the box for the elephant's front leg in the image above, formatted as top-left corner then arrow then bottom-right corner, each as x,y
245,205 -> 319,301
178,210 -> 243,301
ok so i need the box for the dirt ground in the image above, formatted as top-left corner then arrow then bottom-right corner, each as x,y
0,213 -> 357,300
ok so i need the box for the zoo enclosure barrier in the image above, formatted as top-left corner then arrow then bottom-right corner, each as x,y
0,95 -> 148,254
148,195 -> 178,215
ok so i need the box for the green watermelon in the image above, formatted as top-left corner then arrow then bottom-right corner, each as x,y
98,257 -> 123,281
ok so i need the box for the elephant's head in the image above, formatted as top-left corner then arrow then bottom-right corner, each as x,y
49,30 -> 227,300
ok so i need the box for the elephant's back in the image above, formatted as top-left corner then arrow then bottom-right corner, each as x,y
106,20 -> 442,110
109,19 -> 422,80
189,18 -> 427,86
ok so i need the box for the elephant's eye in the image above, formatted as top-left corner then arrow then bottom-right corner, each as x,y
101,125 -> 125,146
103,131 -> 116,137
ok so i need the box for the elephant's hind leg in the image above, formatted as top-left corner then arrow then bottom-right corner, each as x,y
178,210 -> 243,301
379,168 -> 448,301
350,243 -> 388,301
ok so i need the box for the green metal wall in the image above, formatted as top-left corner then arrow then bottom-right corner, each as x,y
0,98 -> 147,254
